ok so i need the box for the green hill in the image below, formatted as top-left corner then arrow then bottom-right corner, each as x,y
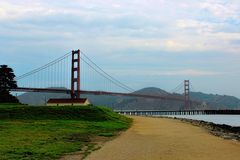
0,104 -> 131,160
190,92 -> 240,109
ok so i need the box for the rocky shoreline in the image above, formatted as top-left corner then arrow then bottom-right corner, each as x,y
170,117 -> 240,141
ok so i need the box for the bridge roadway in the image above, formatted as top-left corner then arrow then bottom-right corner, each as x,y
9,87 -> 240,115
11,87 -> 240,115
10,87 -> 200,103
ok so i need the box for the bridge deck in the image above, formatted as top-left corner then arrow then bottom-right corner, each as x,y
11,87 -> 199,103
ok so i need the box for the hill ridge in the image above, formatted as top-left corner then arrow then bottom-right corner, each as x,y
17,87 -> 240,110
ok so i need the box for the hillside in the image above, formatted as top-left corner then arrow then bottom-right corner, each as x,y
17,87 -> 240,110
133,87 -> 169,95
190,92 -> 240,109
0,104 -> 131,159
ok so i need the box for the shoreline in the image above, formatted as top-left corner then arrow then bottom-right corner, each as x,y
155,116 -> 240,142
62,115 -> 240,159
87,116 -> 240,160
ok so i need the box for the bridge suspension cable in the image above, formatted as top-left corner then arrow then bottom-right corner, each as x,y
16,52 -> 71,80
15,51 -> 72,89
80,52 -> 134,93
189,81 -> 196,92
15,50 -> 135,93
12,49 -> 204,106
170,81 -> 184,94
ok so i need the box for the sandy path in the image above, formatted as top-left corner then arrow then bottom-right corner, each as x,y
86,116 -> 240,160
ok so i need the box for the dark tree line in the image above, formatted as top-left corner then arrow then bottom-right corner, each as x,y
0,65 -> 19,103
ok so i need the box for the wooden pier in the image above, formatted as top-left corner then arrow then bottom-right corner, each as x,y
115,109 -> 240,116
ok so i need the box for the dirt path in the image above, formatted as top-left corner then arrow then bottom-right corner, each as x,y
86,116 -> 240,160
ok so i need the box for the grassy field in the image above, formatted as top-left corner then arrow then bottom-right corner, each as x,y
0,104 -> 132,160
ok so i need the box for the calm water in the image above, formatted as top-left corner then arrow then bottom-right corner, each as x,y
162,115 -> 240,127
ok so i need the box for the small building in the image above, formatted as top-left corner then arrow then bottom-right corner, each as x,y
47,98 -> 91,106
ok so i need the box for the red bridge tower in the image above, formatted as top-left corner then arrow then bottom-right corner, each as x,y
71,50 -> 81,99
184,80 -> 190,110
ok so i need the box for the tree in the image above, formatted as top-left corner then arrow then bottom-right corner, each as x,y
0,65 -> 19,103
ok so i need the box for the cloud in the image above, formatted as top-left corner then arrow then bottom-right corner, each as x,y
176,19 -> 218,33
200,0 -> 240,20
1,0 -> 239,54
0,1 -> 48,20
0,0 -> 240,97
106,69 -> 222,77
174,18 -> 240,54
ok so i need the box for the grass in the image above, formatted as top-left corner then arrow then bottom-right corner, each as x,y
0,104 -> 132,160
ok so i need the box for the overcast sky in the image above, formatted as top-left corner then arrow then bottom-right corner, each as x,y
0,0 -> 240,97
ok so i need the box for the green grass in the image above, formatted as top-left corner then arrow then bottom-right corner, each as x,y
0,104 -> 132,160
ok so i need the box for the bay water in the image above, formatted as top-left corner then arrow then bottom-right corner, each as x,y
162,115 -> 240,127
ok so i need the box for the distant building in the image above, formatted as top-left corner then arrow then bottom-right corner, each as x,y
201,101 -> 207,108
47,98 -> 91,106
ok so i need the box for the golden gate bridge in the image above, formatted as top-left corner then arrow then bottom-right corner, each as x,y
10,49 -> 236,114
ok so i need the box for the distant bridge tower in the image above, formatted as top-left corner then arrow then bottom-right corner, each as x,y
184,80 -> 190,110
71,50 -> 81,99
